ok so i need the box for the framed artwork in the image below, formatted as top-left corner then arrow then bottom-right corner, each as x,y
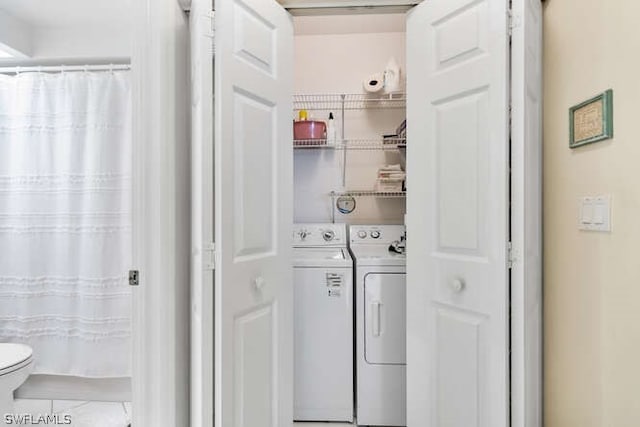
569,89 -> 613,148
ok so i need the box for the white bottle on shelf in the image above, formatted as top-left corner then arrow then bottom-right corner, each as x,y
384,56 -> 401,94
326,112 -> 337,146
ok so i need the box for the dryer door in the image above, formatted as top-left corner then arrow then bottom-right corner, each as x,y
364,272 -> 407,365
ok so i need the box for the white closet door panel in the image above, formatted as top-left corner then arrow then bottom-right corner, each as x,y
214,1 -> 294,426
406,0 -> 510,426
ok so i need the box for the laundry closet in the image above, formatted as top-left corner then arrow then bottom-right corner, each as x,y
201,0 -> 542,426
290,12 -> 409,427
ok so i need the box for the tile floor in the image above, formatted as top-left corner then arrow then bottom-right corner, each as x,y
13,401 -> 359,426
13,399 -> 130,427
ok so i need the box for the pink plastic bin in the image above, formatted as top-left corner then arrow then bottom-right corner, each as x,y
294,120 -> 326,140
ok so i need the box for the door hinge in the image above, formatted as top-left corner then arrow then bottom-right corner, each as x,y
128,270 -> 139,286
507,241 -> 519,269
204,10 -> 215,56
508,8 -> 521,36
204,242 -> 216,271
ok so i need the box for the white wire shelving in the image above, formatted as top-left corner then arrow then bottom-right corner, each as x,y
293,139 -> 329,148
330,190 -> 407,199
329,190 -> 406,222
293,137 -> 406,150
293,93 -> 406,111
293,93 -> 406,219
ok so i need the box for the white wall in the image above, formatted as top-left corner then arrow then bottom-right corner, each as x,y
0,2 -> 131,63
29,25 -> 131,59
0,10 -> 32,57
294,28 -> 406,224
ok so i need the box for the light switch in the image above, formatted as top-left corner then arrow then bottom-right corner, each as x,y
592,203 -> 605,225
580,197 -> 594,224
579,195 -> 611,232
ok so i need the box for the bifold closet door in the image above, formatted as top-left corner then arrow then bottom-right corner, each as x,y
406,0 -> 511,426
213,1 -> 294,427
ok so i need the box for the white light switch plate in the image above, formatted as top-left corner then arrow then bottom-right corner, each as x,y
579,195 -> 611,232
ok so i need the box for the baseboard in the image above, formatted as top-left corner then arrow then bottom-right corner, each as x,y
15,375 -> 132,402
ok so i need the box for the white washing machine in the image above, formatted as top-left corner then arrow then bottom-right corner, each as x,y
293,223 -> 354,422
350,225 -> 406,427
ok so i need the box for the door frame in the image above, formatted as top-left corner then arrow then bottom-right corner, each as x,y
279,5 -> 541,427
189,1 -> 215,426
509,0 -> 543,425
131,0 -> 192,426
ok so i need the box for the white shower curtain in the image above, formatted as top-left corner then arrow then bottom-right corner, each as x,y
0,71 -> 132,378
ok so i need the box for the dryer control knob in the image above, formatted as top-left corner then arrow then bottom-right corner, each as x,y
322,230 -> 335,241
370,230 -> 381,239
357,230 -> 367,239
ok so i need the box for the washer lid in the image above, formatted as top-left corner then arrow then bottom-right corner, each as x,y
293,247 -> 352,267
0,343 -> 33,371
350,245 -> 406,267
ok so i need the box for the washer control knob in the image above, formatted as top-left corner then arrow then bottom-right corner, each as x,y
357,230 -> 367,239
370,230 -> 381,239
298,229 -> 308,240
322,230 -> 335,241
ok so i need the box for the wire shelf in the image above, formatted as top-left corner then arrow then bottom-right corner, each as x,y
330,190 -> 406,199
294,138 -> 406,150
294,93 -> 406,111
343,138 -> 406,150
293,139 -> 329,148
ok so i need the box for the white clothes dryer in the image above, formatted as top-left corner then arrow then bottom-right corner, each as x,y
350,225 -> 406,427
293,223 -> 354,422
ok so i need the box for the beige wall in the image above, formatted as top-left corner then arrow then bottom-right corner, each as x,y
544,1 -> 640,426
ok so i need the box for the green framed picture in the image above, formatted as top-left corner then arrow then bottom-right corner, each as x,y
569,89 -> 614,148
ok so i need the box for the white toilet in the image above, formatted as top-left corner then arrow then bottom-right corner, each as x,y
0,344 -> 34,423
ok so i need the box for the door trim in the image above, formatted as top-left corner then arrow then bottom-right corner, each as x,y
131,0 -> 191,426
509,0 -> 543,425
279,0 -> 422,15
190,0 -> 215,426
279,0 -> 422,8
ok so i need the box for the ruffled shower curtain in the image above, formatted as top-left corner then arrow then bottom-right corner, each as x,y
0,71 -> 132,377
